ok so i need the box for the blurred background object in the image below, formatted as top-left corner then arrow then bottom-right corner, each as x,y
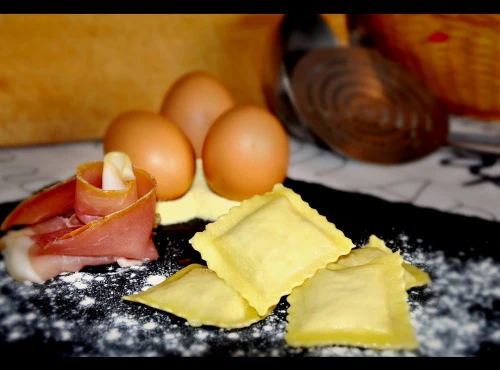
2,13 -> 497,159
0,14 -> 348,147
264,13 -> 500,163
262,13 -> 451,164
352,14 -> 500,122
289,46 -> 450,164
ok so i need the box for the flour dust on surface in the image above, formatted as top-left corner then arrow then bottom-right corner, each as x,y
0,232 -> 499,357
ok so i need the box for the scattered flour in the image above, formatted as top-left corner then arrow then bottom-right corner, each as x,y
0,232 -> 499,357
146,275 -> 166,286
143,322 -> 158,330
106,328 -> 121,341
74,282 -> 88,289
80,297 -> 95,306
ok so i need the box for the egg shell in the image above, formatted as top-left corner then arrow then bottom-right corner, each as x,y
103,110 -> 196,201
202,104 -> 289,201
159,71 -> 236,158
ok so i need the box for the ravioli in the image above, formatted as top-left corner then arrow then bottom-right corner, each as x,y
123,264 -> 263,328
329,235 -> 431,290
189,183 -> 355,316
285,252 -> 419,350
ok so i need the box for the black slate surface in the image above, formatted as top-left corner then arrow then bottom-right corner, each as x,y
0,177 -> 499,357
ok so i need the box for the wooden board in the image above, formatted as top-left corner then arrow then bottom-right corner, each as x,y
0,14 -> 348,147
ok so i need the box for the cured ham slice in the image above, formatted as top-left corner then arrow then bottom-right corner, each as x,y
74,158 -> 139,224
1,178 -> 76,231
0,152 -> 159,283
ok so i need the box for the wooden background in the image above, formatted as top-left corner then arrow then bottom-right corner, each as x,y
0,14 -> 348,147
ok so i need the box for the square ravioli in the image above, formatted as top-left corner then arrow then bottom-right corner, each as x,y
285,252 -> 418,350
189,183 -> 355,317
329,235 -> 431,290
122,264 -> 263,329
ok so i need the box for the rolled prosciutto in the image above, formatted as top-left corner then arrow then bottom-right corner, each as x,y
0,152 -> 160,283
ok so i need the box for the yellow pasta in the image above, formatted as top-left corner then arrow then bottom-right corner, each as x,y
329,235 -> 431,290
155,159 -> 240,225
189,183 -> 355,316
124,184 -> 431,353
123,264 -> 264,329
285,252 -> 419,350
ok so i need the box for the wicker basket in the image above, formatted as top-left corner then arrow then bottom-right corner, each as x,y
358,14 -> 500,121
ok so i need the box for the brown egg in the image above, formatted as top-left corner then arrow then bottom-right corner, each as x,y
202,105 -> 289,201
159,71 -> 236,158
103,110 -> 196,200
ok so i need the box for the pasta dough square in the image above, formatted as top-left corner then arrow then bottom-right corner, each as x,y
329,235 -> 431,290
122,264 -> 263,329
285,252 -> 419,350
189,183 -> 355,316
